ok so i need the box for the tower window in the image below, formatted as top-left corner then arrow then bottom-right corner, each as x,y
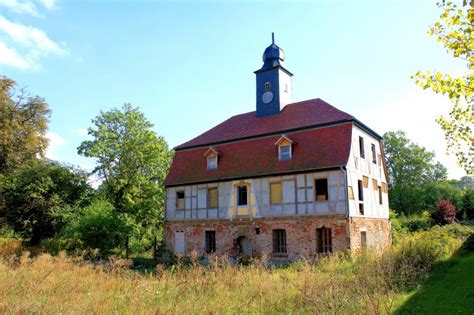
264,81 -> 272,91
371,144 -> 376,164
284,83 -> 288,93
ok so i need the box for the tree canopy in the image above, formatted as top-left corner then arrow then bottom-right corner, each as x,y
78,104 -> 173,251
0,76 -> 51,176
413,1 -> 473,174
384,130 -> 448,213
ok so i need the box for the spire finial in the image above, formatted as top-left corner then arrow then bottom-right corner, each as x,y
272,32 -> 275,44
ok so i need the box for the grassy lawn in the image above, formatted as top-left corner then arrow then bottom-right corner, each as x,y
396,252 -> 474,315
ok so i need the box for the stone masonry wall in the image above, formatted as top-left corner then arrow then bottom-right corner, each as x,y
348,217 -> 392,251
165,215 -> 350,261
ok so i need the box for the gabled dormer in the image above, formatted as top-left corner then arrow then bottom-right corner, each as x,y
203,147 -> 219,170
275,134 -> 294,161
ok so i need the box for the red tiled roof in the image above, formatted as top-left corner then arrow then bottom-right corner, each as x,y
175,98 -> 353,149
165,123 -> 352,186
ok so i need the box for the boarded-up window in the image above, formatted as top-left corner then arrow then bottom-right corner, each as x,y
316,227 -> 332,253
381,182 -> 388,193
371,144 -> 376,164
362,176 -> 369,188
315,178 -> 328,201
372,179 -> 378,190
205,231 -> 216,253
270,182 -> 282,204
176,191 -> 185,209
378,186 -> 383,205
360,231 -> 367,248
272,229 -> 287,253
378,154 -> 382,166
208,187 -> 218,208
348,186 -> 354,200
175,231 -> 185,254
359,136 -> 365,158
358,180 -> 364,201
238,186 -> 248,206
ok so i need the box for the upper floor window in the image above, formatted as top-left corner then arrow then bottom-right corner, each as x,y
208,187 -> 218,208
207,156 -> 218,170
275,134 -> 294,161
371,144 -> 376,164
176,191 -> 185,209
264,81 -> 272,91
237,186 -> 248,206
203,147 -> 219,170
315,178 -> 328,201
359,136 -> 365,158
270,182 -> 282,204
279,145 -> 292,161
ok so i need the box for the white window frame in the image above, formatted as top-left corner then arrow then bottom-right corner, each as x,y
207,156 -> 218,170
278,144 -> 292,161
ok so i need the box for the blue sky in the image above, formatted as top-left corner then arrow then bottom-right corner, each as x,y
0,0 -> 468,179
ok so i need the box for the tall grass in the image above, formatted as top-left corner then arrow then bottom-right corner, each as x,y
0,224 -> 472,314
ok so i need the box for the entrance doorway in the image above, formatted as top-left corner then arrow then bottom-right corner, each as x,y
236,236 -> 252,263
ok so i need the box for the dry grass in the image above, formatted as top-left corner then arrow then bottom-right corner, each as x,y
0,224 -> 472,314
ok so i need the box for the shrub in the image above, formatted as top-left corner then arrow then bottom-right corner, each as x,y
63,200 -> 129,257
431,199 -> 456,225
399,212 -> 432,232
461,189 -> 474,219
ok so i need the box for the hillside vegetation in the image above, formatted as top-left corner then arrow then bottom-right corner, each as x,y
1,223 -> 473,314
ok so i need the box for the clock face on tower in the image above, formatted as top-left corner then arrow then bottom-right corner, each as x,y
262,91 -> 273,104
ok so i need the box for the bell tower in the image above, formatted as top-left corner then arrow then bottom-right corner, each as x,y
254,33 -> 293,118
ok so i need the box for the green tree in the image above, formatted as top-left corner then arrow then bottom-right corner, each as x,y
3,161 -> 92,244
0,76 -> 51,175
61,200 -> 129,256
78,104 -> 173,254
384,130 -> 448,213
413,1 -> 473,174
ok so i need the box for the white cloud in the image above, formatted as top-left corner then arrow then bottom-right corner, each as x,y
0,0 -> 39,17
45,131 -> 66,160
0,15 -> 66,70
0,40 -> 29,69
39,0 -> 56,10
75,128 -> 88,136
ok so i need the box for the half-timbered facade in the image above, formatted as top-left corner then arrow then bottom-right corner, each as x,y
164,35 -> 391,260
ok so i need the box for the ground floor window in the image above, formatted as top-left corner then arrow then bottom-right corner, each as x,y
205,230 -> 216,253
360,231 -> 367,248
272,229 -> 287,253
316,227 -> 332,253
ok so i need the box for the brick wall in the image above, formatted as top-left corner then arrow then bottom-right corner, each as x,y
165,215 -> 351,261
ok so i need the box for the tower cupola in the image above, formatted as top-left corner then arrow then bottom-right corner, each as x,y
254,33 -> 293,118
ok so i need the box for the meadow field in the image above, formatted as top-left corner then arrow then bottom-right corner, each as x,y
1,223 -> 473,314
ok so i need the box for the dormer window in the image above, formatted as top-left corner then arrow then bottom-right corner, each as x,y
203,147 -> 219,170
279,145 -> 291,161
207,156 -> 217,170
264,81 -> 271,91
275,134 -> 294,161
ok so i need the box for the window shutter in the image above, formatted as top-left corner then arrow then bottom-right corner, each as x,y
362,176 -> 369,188
208,188 -> 218,208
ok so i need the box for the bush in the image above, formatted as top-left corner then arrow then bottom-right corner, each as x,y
431,199 -> 456,225
461,189 -> 474,219
63,200 -> 129,257
399,212 -> 432,232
